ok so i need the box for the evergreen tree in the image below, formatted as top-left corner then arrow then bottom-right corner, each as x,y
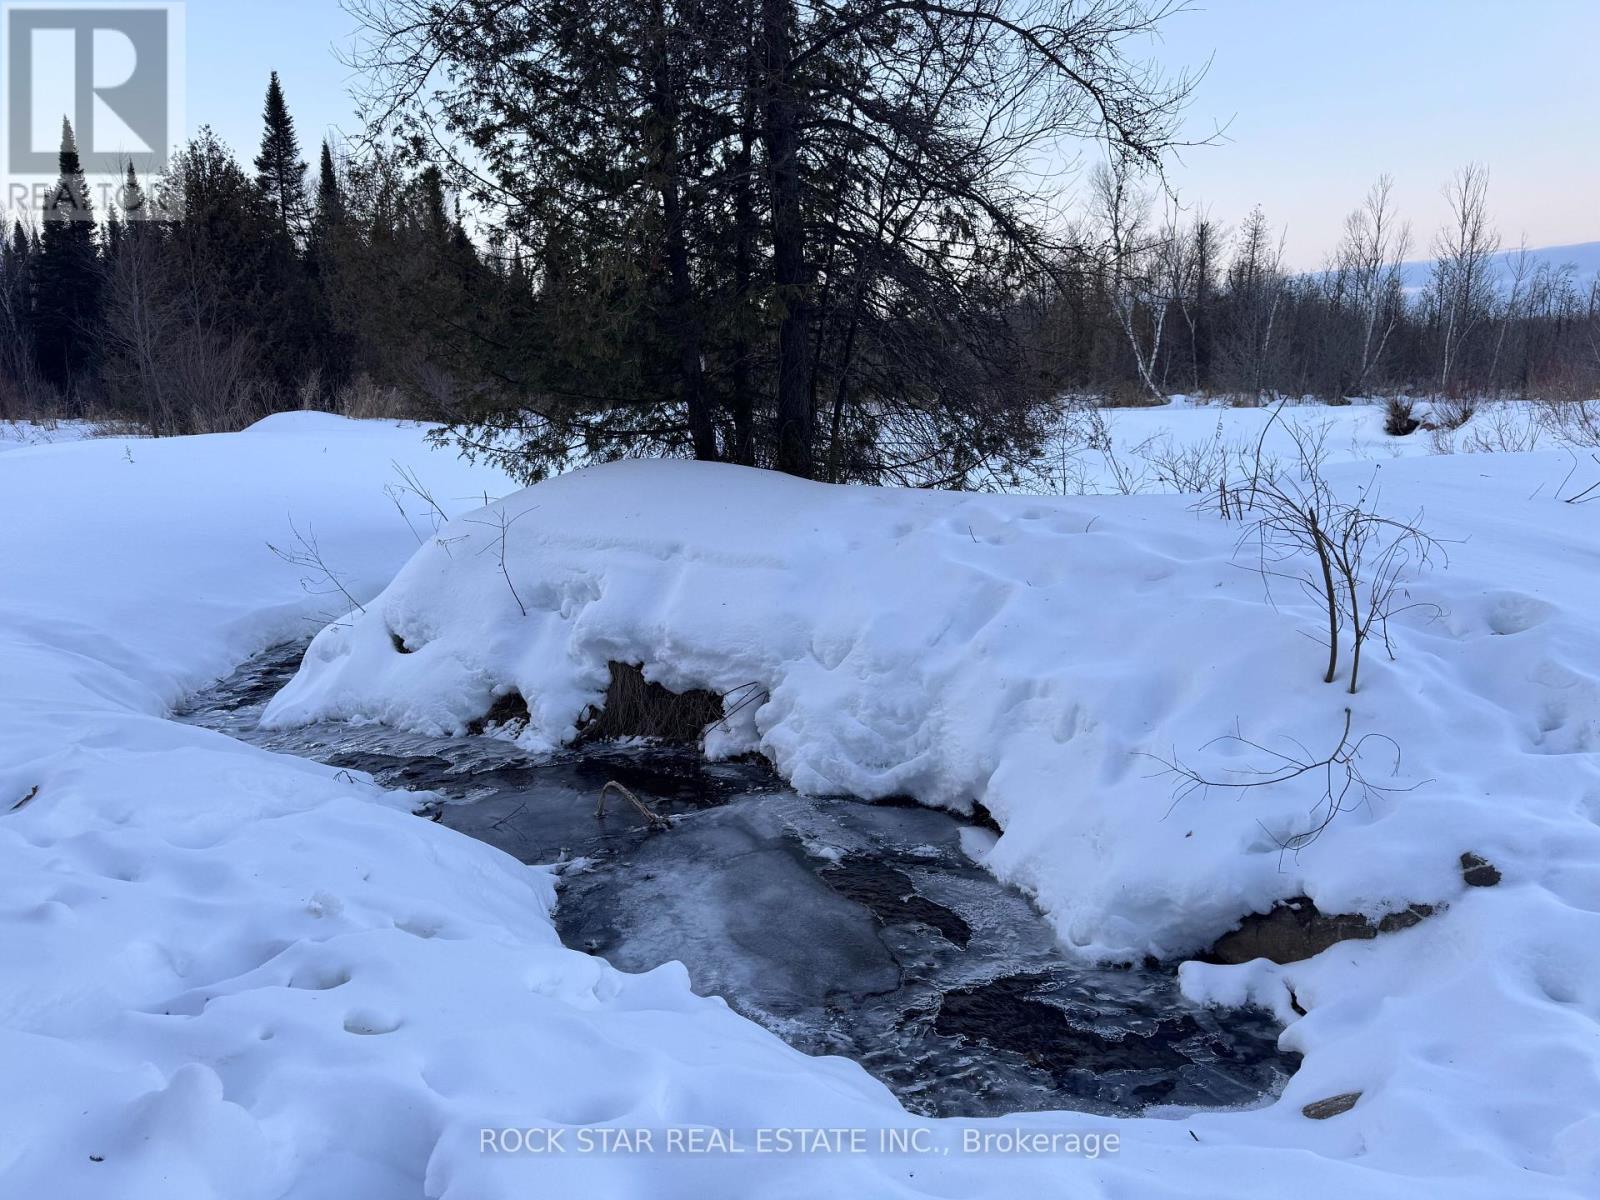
305,140 -> 353,398
33,118 -> 101,394
4,223 -> 29,268
104,163 -> 148,256
310,140 -> 345,245
350,0 -> 1194,480
168,127 -> 276,331
249,77 -> 316,390
253,72 -> 308,239
416,165 -> 450,244
119,163 -> 149,220
0,221 -> 38,406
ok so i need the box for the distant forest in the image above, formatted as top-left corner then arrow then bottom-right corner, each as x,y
2,0 -> 1596,486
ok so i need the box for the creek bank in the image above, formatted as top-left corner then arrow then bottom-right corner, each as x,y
179,642 -> 1303,1119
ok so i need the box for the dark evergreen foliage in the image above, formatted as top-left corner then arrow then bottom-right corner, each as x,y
254,73 -> 309,239
33,119 -> 102,397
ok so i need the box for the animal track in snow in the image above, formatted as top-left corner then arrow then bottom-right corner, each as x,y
288,963 -> 351,991
1485,591 -> 1555,636
344,1008 -> 403,1035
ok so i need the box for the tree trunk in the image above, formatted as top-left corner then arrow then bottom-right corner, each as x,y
730,103 -> 757,466
647,0 -> 717,461
760,0 -> 812,478
825,312 -> 860,482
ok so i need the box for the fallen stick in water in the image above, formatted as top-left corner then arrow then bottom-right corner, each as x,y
596,780 -> 672,830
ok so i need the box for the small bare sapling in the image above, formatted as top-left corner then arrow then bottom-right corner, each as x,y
465,505 -> 539,618
268,519 -> 366,621
1228,424 -> 1442,693
1145,708 -> 1428,851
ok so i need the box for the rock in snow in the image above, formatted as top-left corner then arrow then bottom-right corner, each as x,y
1301,1092 -> 1362,1120
1460,851 -> 1503,888
1204,898 -> 1435,966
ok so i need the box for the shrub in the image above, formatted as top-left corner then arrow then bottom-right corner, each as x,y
1383,397 -> 1420,437
1430,396 -> 1478,431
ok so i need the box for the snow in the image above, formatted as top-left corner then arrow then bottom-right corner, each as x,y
1027,393 -> 1561,496
0,417 -> 110,453
5,409 -> 1599,1197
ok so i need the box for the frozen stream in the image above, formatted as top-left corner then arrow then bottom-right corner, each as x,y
178,642 -> 1299,1119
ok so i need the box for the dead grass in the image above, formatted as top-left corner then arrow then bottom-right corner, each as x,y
1097,380 -> 1170,409
333,375 -> 430,421
577,662 -> 724,743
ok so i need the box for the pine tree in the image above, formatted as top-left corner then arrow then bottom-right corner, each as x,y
253,72 -> 308,238
33,118 -> 101,393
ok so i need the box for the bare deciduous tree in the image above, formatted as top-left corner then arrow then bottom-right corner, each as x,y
1094,159 -> 1170,401
99,225 -> 180,432
1218,205 -> 1286,401
1430,163 -> 1500,397
1333,175 -> 1410,395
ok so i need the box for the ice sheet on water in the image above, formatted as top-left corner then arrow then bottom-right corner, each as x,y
560,798 -> 905,1015
180,644 -> 1299,1120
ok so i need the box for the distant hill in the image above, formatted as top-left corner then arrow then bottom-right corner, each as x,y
1396,240 -> 1600,293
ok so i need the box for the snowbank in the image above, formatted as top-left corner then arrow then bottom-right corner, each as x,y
5,412 -> 1598,1197
265,454 -> 1599,952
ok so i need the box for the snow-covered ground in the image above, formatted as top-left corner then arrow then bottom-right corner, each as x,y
0,417 -> 113,454
4,408 -> 1598,1197
1026,393 -> 1556,495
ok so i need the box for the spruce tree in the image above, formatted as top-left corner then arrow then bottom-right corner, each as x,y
415,166 -> 451,245
105,163 -> 152,257
253,72 -> 308,238
311,140 -> 344,241
33,118 -> 101,393
253,77 -> 314,392
5,222 -> 28,268
306,140 -> 352,398
119,163 -> 149,220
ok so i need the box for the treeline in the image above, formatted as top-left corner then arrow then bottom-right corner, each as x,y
1,2 -> 1595,489
0,74 -> 508,436
1046,164 -> 1600,409
1,1 -> 1204,485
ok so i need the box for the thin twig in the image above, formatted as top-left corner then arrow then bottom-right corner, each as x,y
1140,707 -> 1430,852
268,519 -> 366,615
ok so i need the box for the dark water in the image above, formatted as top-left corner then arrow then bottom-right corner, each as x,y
178,642 -> 1299,1119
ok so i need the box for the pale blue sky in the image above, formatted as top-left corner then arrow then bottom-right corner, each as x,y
184,0 -> 1598,269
